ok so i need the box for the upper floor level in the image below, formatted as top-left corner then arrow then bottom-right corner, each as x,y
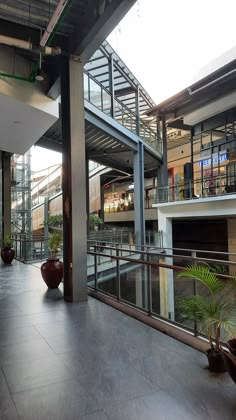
148,52 -> 236,205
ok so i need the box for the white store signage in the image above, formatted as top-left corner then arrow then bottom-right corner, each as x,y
198,151 -> 227,167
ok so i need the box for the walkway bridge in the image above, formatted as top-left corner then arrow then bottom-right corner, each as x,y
37,41 -> 162,175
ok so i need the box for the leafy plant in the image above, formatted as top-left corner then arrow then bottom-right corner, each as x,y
48,231 -> 62,258
2,233 -> 12,248
89,214 -> 103,227
43,215 -> 63,227
177,265 -> 236,351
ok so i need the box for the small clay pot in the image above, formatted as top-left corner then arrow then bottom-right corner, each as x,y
41,258 -> 63,289
1,247 -> 15,264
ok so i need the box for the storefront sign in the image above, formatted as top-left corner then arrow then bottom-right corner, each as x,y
198,151 -> 227,167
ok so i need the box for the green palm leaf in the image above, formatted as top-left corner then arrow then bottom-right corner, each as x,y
177,265 -> 236,348
178,265 -> 224,294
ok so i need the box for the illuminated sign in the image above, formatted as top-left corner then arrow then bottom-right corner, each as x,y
198,152 -> 227,167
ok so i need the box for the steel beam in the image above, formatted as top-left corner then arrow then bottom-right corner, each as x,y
84,104 -> 139,151
61,56 -> 87,302
74,0 -> 136,62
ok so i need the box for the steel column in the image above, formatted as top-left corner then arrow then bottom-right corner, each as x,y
44,197 -> 49,258
109,54 -> 115,118
99,177 -> 105,222
86,158 -> 90,235
133,142 -> 145,247
2,152 -> 11,238
61,56 -> 87,302
158,115 -> 168,187
135,85 -> 140,136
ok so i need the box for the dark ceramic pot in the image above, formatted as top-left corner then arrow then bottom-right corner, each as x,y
206,349 -> 226,373
223,351 -> 236,384
1,247 -> 15,264
227,339 -> 236,357
41,258 -> 63,288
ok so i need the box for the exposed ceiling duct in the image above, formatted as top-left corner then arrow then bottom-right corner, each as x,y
0,34 -> 61,56
40,0 -> 70,47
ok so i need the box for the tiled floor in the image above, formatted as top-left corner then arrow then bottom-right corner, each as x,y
0,260 -> 235,420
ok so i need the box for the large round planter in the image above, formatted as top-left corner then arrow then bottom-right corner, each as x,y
223,351 -> 236,384
1,247 -> 15,264
41,258 -> 63,289
227,339 -> 236,357
206,349 -> 226,373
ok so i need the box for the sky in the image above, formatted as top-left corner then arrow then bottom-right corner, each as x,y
32,0 -> 236,170
108,0 -> 236,103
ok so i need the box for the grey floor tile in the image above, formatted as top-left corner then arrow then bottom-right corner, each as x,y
21,309 -> 69,326
0,369 -> 19,420
44,329 -> 101,354
0,316 -> 32,331
76,359 -> 159,405
131,350 -> 236,419
13,377 -> 100,420
103,390 -> 198,420
3,355 -> 74,393
0,306 -> 23,320
0,325 -> 42,346
0,337 -> 55,367
0,261 -> 235,420
78,411 -> 109,420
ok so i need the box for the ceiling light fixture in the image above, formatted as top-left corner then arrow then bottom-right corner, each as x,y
35,51 -> 44,81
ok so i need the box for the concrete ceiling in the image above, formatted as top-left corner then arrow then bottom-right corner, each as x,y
0,78 -> 59,155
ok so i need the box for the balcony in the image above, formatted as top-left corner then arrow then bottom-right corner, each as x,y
0,260 -> 235,419
155,173 -> 236,204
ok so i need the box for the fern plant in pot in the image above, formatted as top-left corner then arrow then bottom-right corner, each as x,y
177,266 -> 236,373
1,233 -> 15,264
41,231 -> 63,288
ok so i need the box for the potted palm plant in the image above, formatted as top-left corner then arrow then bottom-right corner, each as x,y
177,265 -> 236,373
223,338 -> 236,384
41,231 -> 63,288
1,233 -> 15,264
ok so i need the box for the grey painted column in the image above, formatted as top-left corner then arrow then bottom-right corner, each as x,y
86,159 -> 90,235
2,152 -> 11,238
133,142 -> 145,247
135,85 -> 140,136
100,178 -> 105,223
158,115 -> 168,201
61,57 -> 87,302
44,197 -> 49,258
109,54 -> 115,118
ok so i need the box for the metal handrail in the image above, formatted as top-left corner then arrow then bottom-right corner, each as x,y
87,245 -> 235,349
84,69 -> 159,143
87,243 -> 236,267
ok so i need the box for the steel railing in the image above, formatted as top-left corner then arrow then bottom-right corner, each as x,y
84,70 -> 162,153
87,243 -> 236,343
155,173 -> 236,203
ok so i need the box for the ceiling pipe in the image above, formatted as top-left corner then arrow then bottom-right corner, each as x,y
0,34 -> 61,56
40,0 -> 69,47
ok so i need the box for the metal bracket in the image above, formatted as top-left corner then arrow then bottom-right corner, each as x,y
71,55 -> 82,63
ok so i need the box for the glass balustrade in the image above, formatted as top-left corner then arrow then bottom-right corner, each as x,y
84,70 -> 162,153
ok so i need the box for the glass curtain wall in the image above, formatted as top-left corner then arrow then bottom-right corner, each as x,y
192,108 -> 236,197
